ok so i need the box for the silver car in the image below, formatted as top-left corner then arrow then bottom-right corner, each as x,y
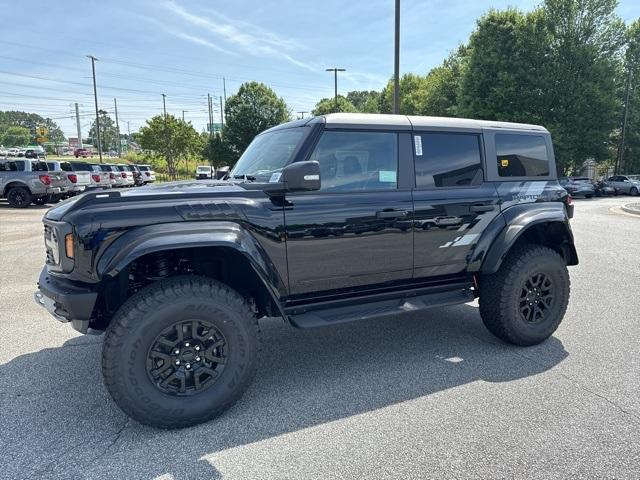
606,175 -> 640,196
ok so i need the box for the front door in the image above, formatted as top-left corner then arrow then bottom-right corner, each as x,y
284,130 -> 413,296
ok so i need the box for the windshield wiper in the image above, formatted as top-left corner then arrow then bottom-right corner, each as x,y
233,174 -> 256,181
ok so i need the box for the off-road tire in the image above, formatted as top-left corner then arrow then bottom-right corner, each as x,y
102,275 -> 260,429
631,187 -> 639,196
479,244 -> 570,346
7,187 -> 33,208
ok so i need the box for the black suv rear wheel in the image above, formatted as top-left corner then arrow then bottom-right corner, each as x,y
479,244 -> 570,346
102,275 -> 260,429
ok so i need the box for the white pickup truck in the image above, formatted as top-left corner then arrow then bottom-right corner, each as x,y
46,161 -> 91,197
0,159 -> 66,207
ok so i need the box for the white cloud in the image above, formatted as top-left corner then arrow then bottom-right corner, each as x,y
161,1 -> 315,71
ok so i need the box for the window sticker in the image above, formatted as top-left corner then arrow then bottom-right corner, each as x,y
414,135 -> 423,156
379,170 -> 397,183
269,172 -> 282,183
500,159 -> 510,167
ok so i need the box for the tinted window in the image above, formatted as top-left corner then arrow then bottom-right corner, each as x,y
496,134 -> 549,177
60,162 -> 72,172
415,133 -> 482,187
138,165 -> 150,171
70,162 -> 92,171
309,131 -> 398,192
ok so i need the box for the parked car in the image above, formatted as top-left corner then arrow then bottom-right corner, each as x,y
195,165 -> 214,179
0,159 -> 66,207
215,166 -> 229,179
97,164 -> 122,188
558,177 -> 595,198
127,164 -> 145,186
73,148 -> 91,158
35,113 -> 578,429
86,164 -> 113,189
6,148 -> 20,157
47,161 -> 90,197
112,164 -> 135,187
606,175 -> 640,196
137,164 -> 156,183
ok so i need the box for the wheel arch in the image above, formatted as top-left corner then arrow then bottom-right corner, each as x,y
3,181 -> 30,196
478,203 -> 579,275
94,222 -> 286,328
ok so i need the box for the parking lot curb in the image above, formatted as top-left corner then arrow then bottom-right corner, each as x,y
621,203 -> 640,216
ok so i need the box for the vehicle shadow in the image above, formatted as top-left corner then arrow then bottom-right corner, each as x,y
0,201 -> 51,210
0,304 -> 568,479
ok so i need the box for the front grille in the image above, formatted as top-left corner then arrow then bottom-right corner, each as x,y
44,224 -> 60,265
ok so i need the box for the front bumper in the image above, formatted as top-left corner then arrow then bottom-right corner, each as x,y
34,268 -> 99,334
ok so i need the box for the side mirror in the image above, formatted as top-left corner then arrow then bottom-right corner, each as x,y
281,161 -> 321,192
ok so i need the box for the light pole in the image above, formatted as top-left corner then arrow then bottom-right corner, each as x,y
87,55 -> 102,163
326,67 -> 346,111
393,0 -> 400,114
182,110 -> 188,122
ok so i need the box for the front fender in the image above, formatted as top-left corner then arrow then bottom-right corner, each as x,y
96,221 -> 286,300
475,202 -> 577,274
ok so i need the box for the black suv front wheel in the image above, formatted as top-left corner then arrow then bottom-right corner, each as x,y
102,276 -> 260,429
479,244 -> 570,346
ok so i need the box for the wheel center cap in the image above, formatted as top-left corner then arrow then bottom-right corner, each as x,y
180,349 -> 195,361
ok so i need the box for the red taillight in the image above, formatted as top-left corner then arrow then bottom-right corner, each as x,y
39,174 -> 51,186
109,173 -> 115,180
121,172 -> 127,178
92,174 -> 100,182
145,171 -> 151,177
68,174 -> 77,183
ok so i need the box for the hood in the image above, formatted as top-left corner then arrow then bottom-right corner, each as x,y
44,179 -> 251,222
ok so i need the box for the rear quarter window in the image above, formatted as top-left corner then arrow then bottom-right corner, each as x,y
496,134 -> 549,177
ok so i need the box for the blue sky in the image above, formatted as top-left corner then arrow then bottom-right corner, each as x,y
0,0 -> 638,138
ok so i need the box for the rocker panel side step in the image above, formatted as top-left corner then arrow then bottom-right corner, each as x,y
289,288 -> 474,329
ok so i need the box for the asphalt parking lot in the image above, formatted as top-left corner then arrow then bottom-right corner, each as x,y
1,197 -> 639,480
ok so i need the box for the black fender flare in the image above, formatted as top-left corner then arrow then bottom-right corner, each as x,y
473,202 -> 578,275
96,221 -> 286,315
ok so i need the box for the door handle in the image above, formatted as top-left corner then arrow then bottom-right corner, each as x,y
469,204 -> 495,213
376,209 -> 408,219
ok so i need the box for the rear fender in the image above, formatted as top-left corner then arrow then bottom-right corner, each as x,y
474,202 -> 578,274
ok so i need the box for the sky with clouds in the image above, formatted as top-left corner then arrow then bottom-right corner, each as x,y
0,0 -> 638,138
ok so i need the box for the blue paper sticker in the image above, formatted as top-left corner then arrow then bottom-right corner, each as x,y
379,170 -> 397,183
269,172 -> 282,183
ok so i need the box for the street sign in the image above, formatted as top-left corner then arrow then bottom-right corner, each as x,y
36,127 -> 48,137
36,136 -> 48,143
207,123 -> 222,134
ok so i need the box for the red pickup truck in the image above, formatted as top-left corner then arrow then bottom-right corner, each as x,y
73,148 -> 91,158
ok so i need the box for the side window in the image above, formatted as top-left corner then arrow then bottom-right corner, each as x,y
14,160 -> 25,171
414,133 -> 483,188
496,134 -> 549,177
309,131 -> 398,192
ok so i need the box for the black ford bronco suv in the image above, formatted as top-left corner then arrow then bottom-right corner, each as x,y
35,113 -> 578,428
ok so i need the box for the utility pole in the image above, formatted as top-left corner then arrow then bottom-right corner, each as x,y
182,110 -> 187,122
325,67 -> 346,111
113,98 -> 121,157
220,96 -> 224,128
393,0 -> 400,114
297,111 -> 308,119
74,103 -> 82,149
223,77 -> 227,124
616,67 -> 633,175
207,93 -> 213,138
161,93 -> 167,120
87,55 -> 102,163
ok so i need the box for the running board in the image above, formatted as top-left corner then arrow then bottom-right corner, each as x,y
289,288 -> 474,329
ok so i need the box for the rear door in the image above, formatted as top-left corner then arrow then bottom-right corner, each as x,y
411,131 -> 500,278
284,129 -> 414,295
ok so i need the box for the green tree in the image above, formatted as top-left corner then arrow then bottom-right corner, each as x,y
224,82 -> 290,155
421,48 -> 467,117
1,126 -> 30,146
0,111 -> 65,143
346,90 -> 381,113
379,73 -> 429,114
619,19 -> 640,174
88,110 -> 119,153
138,115 -> 202,179
202,133 -> 237,168
312,95 -> 358,115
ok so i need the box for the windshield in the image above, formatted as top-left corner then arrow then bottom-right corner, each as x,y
197,166 -> 211,172
230,128 -> 305,181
